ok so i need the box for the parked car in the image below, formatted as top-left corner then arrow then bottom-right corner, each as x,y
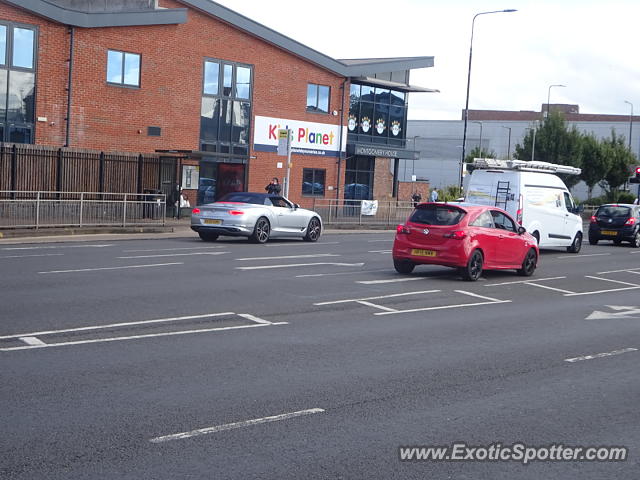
190,192 -> 322,243
588,204 -> 640,247
392,203 -> 539,281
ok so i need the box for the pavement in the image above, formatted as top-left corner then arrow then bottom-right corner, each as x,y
0,217 -> 394,244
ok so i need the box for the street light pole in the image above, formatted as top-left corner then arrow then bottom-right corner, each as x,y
531,122 -> 537,161
545,84 -> 566,119
502,126 -> 512,159
472,121 -> 483,152
460,8 -> 517,188
624,100 -> 633,150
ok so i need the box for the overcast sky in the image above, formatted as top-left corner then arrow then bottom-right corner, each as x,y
213,0 -> 640,121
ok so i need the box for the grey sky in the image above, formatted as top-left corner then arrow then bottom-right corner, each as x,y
213,0 -> 640,120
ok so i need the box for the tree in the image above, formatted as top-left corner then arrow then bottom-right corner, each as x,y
598,131 -> 636,201
464,146 -> 497,174
579,134 -> 609,199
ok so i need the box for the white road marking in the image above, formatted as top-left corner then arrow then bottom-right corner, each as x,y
0,312 -> 236,340
524,283 -> 576,294
356,301 -> 399,312
566,286 -> 640,296
565,348 -> 638,363
296,269 -> 388,278
117,252 -> 226,259
19,336 -> 46,346
585,275 -> 640,287
454,290 -> 508,303
314,290 -> 440,306
555,253 -> 611,259
264,241 -> 340,247
484,277 -> 566,287
375,299 -> 512,316
367,239 -> 393,243
236,313 -> 272,325
236,254 -> 339,261
356,277 -> 426,284
237,262 -> 364,270
0,253 -> 64,259
38,262 -> 183,274
586,305 -> 640,320
596,267 -> 640,274
2,244 -> 113,250
367,249 -> 392,254
149,408 -> 325,443
630,251 -> 640,254
0,322 -> 289,352
123,246 -> 226,252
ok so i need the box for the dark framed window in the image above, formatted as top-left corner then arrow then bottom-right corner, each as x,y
306,83 -> 330,113
0,22 -> 37,144
200,58 -> 253,155
107,49 -> 140,87
302,168 -> 326,196
344,156 -> 374,200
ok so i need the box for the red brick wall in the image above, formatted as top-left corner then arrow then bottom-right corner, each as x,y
0,0 -> 348,204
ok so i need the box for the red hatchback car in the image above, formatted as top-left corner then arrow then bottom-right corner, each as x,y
392,203 -> 539,281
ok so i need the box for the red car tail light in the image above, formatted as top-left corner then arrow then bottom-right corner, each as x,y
625,217 -> 636,226
396,224 -> 410,234
444,230 -> 467,240
192,208 -> 201,215
229,210 -> 244,215
590,215 -> 597,224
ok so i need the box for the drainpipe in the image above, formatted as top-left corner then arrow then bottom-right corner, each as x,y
65,26 -> 75,147
336,78 -> 348,200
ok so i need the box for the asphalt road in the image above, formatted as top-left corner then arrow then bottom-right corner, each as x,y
1,231 -> 639,479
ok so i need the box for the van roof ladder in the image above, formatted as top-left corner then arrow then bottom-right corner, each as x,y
495,181 -> 510,210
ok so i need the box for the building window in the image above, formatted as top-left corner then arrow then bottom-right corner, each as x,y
200,58 -> 253,156
306,83 -> 330,114
0,22 -> 36,144
302,168 -> 325,196
344,156 -> 374,200
107,50 -> 140,87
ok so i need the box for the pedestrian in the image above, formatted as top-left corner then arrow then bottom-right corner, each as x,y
430,188 -> 439,202
265,177 -> 281,195
411,192 -> 422,207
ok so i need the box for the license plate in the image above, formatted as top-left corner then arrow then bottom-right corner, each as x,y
411,248 -> 436,257
600,230 -> 617,236
203,219 -> 222,225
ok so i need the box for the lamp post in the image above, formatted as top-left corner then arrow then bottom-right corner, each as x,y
472,121 -> 483,152
530,121 -> 538,161
545,84 -> 565,119
460,9 -> 517,188
502,126 -> 512,159
624,100 -> 633,150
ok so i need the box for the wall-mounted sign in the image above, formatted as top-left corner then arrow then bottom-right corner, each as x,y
181,165 -> 199,189
254,115 -> 346,157
350,144 -> 418,160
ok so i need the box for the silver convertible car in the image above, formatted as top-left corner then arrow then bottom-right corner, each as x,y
190,192 -> 323,243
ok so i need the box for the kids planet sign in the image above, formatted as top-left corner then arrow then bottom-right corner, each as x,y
254,116 -> 346,157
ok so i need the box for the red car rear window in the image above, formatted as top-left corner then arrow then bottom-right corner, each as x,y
409,205 -> 466,226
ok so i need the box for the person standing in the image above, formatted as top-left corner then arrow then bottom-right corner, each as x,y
265,177 -> 281,195
411,192 -> 422,207
430,188 -> 439,202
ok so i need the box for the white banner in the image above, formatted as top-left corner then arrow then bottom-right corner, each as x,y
361,200 -> 378,216
254,115 -> 346,157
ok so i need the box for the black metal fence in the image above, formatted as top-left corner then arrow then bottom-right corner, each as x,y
0,143 -> 177,197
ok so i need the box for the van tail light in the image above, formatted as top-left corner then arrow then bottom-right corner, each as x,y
444,230 -> 467,240
396,224 -> 410,234
192,208 -> 201,215
590,215 -> 597,224
625,217 -> 636,226
229,210 -> 244,215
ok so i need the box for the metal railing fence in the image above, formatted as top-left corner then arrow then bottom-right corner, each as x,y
312,199 -> 414,226
0,191 -> 166,229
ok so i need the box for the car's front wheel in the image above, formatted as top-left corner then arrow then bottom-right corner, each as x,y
198,232 -> 219,242
303,217 -> 321,242
566,232 -> 582,253
461,250 -> 483,281
517,248 -> 537,276
393,259 -> 415,274
249,217 -> 270,244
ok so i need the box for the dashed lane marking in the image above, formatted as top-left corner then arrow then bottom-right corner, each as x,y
374,290 -> 511,316
117,252 -> 226,259
0,253 -> 64,259
313,290 -> 441,306
555,253 -> 611,259
237,262 -> 364,270
2,244 -> 113,250
356,277 -> 426,284
236,254 -> 339,261
38,262 -> 183,274
565,348 -> 638,363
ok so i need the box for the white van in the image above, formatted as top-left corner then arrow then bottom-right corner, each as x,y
465,159 -> 583,252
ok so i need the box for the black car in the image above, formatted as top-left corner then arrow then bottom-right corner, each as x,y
588,204 -> 640,247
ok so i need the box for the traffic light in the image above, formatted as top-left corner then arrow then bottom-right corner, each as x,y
631,166 -> 640,184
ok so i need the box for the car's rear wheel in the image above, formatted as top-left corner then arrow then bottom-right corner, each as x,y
461,250 -> 483,281
198,232 -> 219,242
303,217 -> 321,242
631,230 -> 640,248
517,248 -> 537,276
566,232 -> 582,253
249,217 -> 270,244
393,259 -> 415,274
588,236 -> 598,245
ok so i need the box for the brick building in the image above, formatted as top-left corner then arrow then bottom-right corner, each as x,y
0,0 -> 436,207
